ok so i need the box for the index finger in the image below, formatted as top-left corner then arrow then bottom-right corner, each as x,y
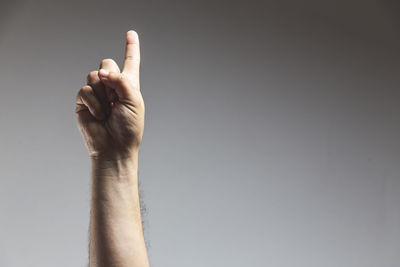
122,30 -> 140,76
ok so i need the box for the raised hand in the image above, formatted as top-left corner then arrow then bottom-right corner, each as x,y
76,31 -> 144,159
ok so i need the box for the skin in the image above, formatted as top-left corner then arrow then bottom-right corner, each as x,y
75,30 -> 150,267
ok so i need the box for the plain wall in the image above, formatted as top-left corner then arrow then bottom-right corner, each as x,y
0,0 -> 399,266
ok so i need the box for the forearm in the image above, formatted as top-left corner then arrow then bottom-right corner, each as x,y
89,152 -> 149,267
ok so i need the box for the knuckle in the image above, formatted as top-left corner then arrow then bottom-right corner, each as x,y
76,85 -> 93,104
82,85 -> 91,91
80,85 -> 92,96
125,55 -> 135,61
121,73 -> 139,89
120,73 -> 140,90
86,71 -> 98,83
89,70 -> 98,79
126,55 -> 140,64
100,58 -> 115,66
76,88 -> 84,101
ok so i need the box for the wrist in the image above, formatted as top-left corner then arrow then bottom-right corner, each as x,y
89,146 -> 140,161
91,151 -> 139,181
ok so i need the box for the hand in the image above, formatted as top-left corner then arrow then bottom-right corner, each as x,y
76,30 -> 144,159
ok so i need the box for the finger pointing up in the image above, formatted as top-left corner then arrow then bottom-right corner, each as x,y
122,30 -> 140,77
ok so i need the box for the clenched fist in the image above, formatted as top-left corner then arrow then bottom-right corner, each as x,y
76,31 -> 144,159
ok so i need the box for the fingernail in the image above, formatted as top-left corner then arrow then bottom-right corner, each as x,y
99,68 -> 109,78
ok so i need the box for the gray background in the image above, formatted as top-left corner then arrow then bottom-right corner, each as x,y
0,0 -> 399,266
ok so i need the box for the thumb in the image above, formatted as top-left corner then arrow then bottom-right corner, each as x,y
98,69 -> 134,99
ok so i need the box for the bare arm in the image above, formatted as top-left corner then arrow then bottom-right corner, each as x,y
90,155 -> 148,267
76,30 -> 149,267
